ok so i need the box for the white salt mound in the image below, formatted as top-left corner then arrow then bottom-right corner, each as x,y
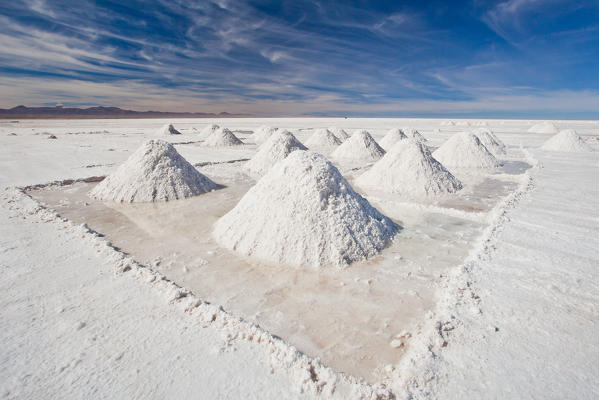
329,127 -> 350,141
253,125 -> 278,145
157,124 -> 181,135
379,128 -> 407,150
474,128 -> 506,156
244,130 -> 307,178
203,127 -> 243,147
305,128 -> 342,154
356,139 -> 462,198
433,132 -> 499,169
528,122 -> 558,134
90,139 -> 218,203
404,128 -> 427,143
214,151 -> 398,268
200,124 -> 220,138
330,130 -> 385,163
541,129 -> 592,152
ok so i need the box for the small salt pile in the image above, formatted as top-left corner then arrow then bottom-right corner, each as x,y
244,130 -> 307,178
90,139 -> 218,202
329,127 -> 350,141
528,122 -> 558,134
214,151 -> 398,268
433,132 -> 499,169
253,125 -> 278,145
305,128 -> 342,154
203,127 -> 243,147
330,130 -> 385,163
474,128 -> 506,156
541,129 -> 592,152
200,124 -> 220,138
356,139 -> 462,198
157,124 -> 181,135
379,128 -> 407,150
404,128 -> 427,143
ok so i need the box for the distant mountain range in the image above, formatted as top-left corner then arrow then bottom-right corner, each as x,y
0,105 -> 251,119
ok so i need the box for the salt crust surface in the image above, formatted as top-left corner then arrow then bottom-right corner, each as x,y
243,130 -> 307,178
331,130 -> 385,162
379,128 -> 407,150
203,127 -> 243,147
541,129 -> 592,152
305,128 -> 342,154
528,121 -> 559,134
214,151 -> 398,268
157,123 -> 181,135
356,139 -> 462,198
433,132 -> 499,169
90,139 -> 218,202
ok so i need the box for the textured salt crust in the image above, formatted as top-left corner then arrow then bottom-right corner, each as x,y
379,128 -> 407,150
243,130 -> 307,178
355,139 -> 462,198
203,127 -> 243,147
541,129 -> 592,152
215,151 -> 398,268
253,125 -> 279,145
305,128 -> 342,154
329,127 -> 350,141
331,130 -> 385,163
474,128 -> 506,156
90,139 -> 218,202
157,124 -> 181,135
433,132 -> 499,169
528,122 -> 558,134
200,124 -> 220,138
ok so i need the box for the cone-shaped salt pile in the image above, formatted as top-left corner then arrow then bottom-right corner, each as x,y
433,132 -> 499,169
356,139 -> 462,198
244,130 -> 307,178
253,125 -> 278,144
329,127 -> 350,141
157,123 -> 181,135
474,128 -> 506,156
305,128 -> 342,154
528,122 -> 558,134
203,127 -> 243,147
200,124 -> 220,138
379,128 -> 407,150
331,130 -> 385,163
405,128 -> 427,143
90,139 -> 218,203
214,151 -> 398,268
541,129 -> 592,152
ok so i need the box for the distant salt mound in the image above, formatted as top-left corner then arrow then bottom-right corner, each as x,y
214,151 -> 398,268
541,129 -> 592,152
528,122 -> 558,134
433,132 -> 499,169
379,128 -> 407,150
331,130 -> 385,163
253,125 -> 279,144
200,124 -> 220,138
329,127 -> 350,141
440,121 -> 455,126
356,139 -> 462,198
305,128 -> 342,154
403,127 -> 427,143
157,124 -> 181,135
474,128 -> 506,156
203,127 -> 243,147
90,139 -> 218,203
244,130 -> 307,178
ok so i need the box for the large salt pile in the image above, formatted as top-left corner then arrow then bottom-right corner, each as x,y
355,139 -> 462,198
157,123 -> 181,135
474,128 -> 506,156
330,130 -> 385,163
433,132 -> 499,169
404,127 -> 427,143
214,151 -> 398,268
541,129 -> 592,152
379,128 -> 407,150
200,124 -> 220,138
253,125 -> 278,145
305,128 -> 342,154
203,127 -> 243,147
244,130 -> 307,178
329,127 -> 350,141
528,121 -> 558,134
90,139 -> 218,203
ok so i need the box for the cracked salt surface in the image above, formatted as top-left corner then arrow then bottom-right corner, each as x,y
29,156 -> 527,383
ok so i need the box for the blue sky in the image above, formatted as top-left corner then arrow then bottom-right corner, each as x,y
0,0 -> 598,117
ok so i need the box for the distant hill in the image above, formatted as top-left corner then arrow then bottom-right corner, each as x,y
0,105 -> 251,119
